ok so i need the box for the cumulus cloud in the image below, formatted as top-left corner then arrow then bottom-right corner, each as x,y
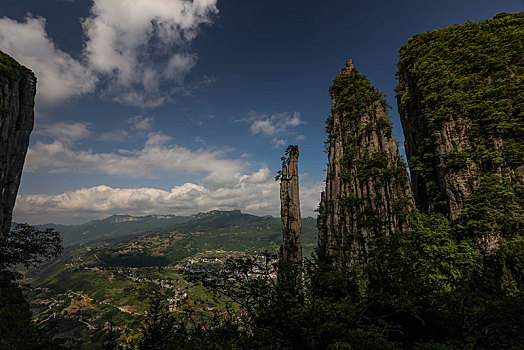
25,131 -> 245,186
0,16 -> 97,108
0,0 -> 218,108
83,0 -> 218,106
14,175 -> 323,224
239,111 -> 304,136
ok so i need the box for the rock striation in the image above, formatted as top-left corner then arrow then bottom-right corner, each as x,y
317,59 -> 413,266
396,12 -> 523,250
0,51 -> 36,237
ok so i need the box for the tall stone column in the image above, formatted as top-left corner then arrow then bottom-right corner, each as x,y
278,145 -> 303,292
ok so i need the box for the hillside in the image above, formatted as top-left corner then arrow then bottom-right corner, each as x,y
30,210 -> 317,283
25,210 -> 317,348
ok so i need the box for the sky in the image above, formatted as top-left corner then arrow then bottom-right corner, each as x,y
2,0 -> 523,225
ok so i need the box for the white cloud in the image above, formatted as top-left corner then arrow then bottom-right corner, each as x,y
240,111 -> 304,136
127,116 -> 154,131
0,0 -> 217,109
25,131 -> 245,186
14,175 -> 323,225
190,113 -> 215,126
18,116 -> 323,224
195,136 -> 206,145
35,120 -> 130,143
98,129 -> 129,142
272,137 -> 287,149
0,16 -> 97,108
35,121 -> 91,143
82,0 -> 218,107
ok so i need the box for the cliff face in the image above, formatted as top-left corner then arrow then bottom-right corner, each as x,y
396,12 -> 524,250
318,60 -> 413,266
0,51 -> 36,237
279,145 -> 302,265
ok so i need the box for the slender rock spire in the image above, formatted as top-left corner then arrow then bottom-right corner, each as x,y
279,145 -> 302,264
278,145 -> 303,291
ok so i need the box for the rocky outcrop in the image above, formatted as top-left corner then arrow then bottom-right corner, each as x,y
0,51 -> 36,237
396,12 -> 523,248
318,59 -> 413,266
279,145 -> 302,265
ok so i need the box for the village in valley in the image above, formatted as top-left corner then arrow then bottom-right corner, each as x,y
24,217 -> 288,348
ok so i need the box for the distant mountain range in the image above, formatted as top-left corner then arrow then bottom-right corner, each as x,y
33,214 -> 192,246
29,210 -> 318,251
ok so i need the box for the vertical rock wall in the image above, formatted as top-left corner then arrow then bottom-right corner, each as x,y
318,59 -> 413,266
0,51 -> 36,237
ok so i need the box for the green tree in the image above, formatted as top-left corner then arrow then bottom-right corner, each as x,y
0,224 -> 63,349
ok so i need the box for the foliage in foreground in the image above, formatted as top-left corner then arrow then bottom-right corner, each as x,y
0,224 -> 64,349
138,212 -> 523,350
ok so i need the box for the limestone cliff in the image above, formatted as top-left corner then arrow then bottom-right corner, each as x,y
396,12 -> 523,250
318,59 -> 413,266
0,51 -> 36,237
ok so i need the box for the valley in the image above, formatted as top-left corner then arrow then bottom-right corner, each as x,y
24,210 -> 317,348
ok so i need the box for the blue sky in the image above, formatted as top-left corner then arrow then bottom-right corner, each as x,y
2,0 -> 523,224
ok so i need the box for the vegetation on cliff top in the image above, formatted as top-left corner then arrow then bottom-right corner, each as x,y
0,50 -> 35,84
396,11 -> 524,244
328,65 -> 403,187
396,12 -> 523,168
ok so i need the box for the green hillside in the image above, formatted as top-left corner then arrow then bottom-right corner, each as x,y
24,211 -> 317,348
30,211 -> 317,283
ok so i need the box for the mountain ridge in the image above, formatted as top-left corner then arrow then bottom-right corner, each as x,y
30,210 -> 315,248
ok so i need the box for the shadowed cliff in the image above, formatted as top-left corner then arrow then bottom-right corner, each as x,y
0,51 -> 36,237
